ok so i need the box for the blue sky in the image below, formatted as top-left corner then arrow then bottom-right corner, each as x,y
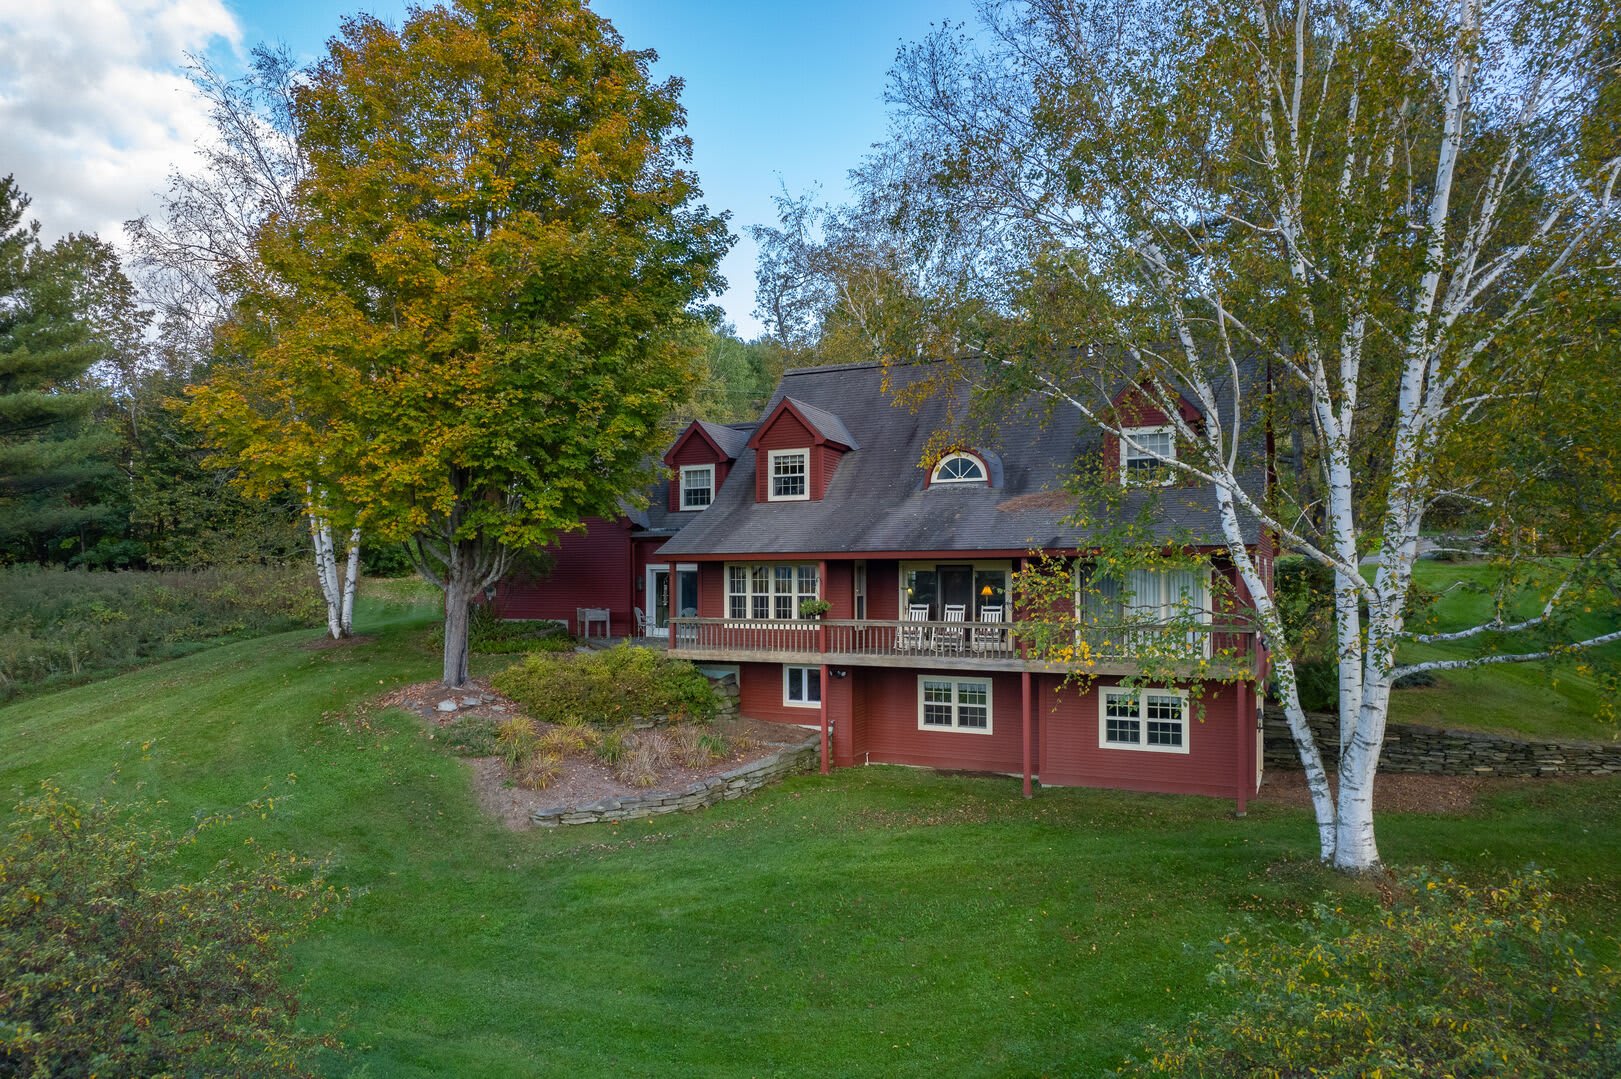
222,0 -> 982,338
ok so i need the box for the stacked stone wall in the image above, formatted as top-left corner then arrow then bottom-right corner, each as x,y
1263,708 -> 1621,777
532,736 -> 819,827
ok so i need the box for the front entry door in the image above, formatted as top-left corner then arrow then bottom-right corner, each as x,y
647,565 -> 670,637
939,564 -> 973,614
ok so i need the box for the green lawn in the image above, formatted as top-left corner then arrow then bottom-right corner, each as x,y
1389,560 -> 1621,741
3,593 -> 1618,1076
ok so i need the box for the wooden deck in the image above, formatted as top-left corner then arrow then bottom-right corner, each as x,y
666,617 -> 1257,676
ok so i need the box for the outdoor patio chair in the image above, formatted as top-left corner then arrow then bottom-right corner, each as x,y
633,606 -> 648,637
971,606 -> 1006,652
896,604 -> 931,650
935,604 -> 968,651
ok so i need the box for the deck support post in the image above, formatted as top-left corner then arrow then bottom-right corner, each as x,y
1233,680 -> 1249,816
819,663 -> 831,776
1021,670 -> 1033,799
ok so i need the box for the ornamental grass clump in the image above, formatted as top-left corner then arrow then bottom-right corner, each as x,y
490,643 -> 719,727
1137,867 -> 1621,1077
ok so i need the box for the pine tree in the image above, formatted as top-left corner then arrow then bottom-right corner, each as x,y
0,177 -> 119,563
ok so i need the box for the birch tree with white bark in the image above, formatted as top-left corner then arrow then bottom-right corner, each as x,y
765,0 -> 1621,871
129,47 -> 362,638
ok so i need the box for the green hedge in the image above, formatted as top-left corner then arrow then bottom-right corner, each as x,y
491,643 -> 718,727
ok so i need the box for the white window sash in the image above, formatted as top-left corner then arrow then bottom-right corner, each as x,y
916,676 -> 994,735
1098,686 -> 1190,754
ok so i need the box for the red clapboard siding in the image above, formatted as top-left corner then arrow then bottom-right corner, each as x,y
665,429 -> 733,512
854,667 -> 1026,774
815,445 -> 845,500
737,661 -> 824,725
698,562 -> 726,618
866,560 -> 900,619
752,410 -> 833,502
494,516 -> 634,634
1037,676 -> 1245,798
823,561 -> 852,618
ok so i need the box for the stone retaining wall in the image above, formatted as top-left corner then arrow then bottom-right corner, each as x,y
531,736 -> 820,827
1263,707 -> 1621,777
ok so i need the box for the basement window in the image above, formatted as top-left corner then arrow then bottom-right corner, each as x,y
785,665 -> 822,708
917,676 -> 992,734
1099,687 -> 1189,753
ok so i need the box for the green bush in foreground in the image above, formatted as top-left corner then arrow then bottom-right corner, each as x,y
0,786 -> 346,1078
492,643 -> 719,727
1139,868 -> 1621,1077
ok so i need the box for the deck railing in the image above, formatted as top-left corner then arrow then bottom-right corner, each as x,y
667,617 -> 1255,667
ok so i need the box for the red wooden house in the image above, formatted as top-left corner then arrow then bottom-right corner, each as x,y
498,360 -> 1271,808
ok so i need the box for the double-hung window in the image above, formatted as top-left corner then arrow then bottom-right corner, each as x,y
679,464 -> 714,509
726,563 -> 819,620
917,676 -> 992,734
768,449 -> 809,501
1121,426 -> 1176,485
1099,687 -> 1189,753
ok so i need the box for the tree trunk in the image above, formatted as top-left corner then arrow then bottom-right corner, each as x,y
339,527 -> 362,636
442,577 -> 473,688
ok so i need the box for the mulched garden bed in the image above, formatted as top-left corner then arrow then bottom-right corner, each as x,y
1254,767 -> 1492,814
380,677 -> 815,829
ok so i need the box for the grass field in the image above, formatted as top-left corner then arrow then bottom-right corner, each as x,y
1390,559 -> 1621,741
2,590 -> 1618,1076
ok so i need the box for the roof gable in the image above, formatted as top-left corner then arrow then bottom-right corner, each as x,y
746,396 -> 859,451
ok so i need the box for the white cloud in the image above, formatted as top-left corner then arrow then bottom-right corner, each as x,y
0,0 -> 240,243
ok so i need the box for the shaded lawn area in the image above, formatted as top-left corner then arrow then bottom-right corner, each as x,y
1389,560 -> 1621,742
2,597 -> 1618,1077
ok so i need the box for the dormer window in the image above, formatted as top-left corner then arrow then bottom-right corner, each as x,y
931,452 -> 987,484
679,464 -> 714,509
1121,426 -> 1176,485
768,449 -> 809,501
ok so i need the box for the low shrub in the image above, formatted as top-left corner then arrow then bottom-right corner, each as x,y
491,643 -> 719,727
0,564 -> 321,701
1137,867 -> 1621,1077
0,785 -> 345,1077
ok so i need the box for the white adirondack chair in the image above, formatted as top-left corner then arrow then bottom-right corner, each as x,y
896,604 -> 931,650
935,604 -> 968,651
971,606 -> 1006,652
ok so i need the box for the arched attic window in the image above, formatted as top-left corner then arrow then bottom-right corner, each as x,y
931,451 -> 988,484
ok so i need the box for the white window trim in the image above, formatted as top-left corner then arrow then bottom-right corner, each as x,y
916,675 -> 994,735
678,464 -> 714,510
783,665 -> 822,709
724,562 -> 821,622
767,448 -> 811,502
1098,686 -> 1191,754
1120,425 -> 1177,487
929,451 -> 988,485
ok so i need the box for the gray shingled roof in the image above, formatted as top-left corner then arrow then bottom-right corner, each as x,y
657,360 -> 1264,557
696,420 -> 753,460
775,396 -> 860,450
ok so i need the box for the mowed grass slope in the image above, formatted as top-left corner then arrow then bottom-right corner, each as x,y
1390,560 -> 1621,741
2,594 -> 1618,1077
